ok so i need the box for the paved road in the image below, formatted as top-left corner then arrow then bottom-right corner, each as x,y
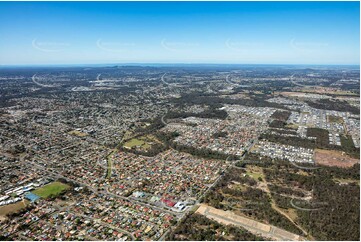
161,114 -> 167,126
31,74 -> 56,88
161,73 -> 176,87
290,73 -> 306,87
225,74 -> 234,86
225,74 -> 240,87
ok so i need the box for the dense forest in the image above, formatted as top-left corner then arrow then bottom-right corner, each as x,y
227,151 -> 360,241
172,92 -> 286,109
260,133 -> 316,149
305,99 -> 360,115
262,161 -> 360,241
268,120 -> 287,128
201,168 -> 305,236
154,131 -> 239,160
165,107 -> 228,120
270,110 -> 291,122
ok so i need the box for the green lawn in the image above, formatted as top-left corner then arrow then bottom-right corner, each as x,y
123,136 -> 154,149
123,138 -> 145,149
106,150 -> 115,179
32,182 -> 70,198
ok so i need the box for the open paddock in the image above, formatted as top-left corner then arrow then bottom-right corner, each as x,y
315,149 -> 359,168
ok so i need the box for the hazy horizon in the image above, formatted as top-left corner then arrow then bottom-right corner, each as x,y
0,1 -> 360,65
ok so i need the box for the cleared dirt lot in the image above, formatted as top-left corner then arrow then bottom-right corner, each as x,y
315,149 -> 359,167
0,199 -> 29,220
196,204 -> 305,241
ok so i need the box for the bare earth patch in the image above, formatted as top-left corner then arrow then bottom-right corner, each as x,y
280,91 -> 309,97
196,204 -> 304,241
315,149 -> 359,167
0,200 -> 29,217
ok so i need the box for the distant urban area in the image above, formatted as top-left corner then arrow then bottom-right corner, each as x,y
0,65 -> 359,241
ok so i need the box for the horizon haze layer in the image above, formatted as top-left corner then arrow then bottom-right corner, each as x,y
0,1 -> 359,65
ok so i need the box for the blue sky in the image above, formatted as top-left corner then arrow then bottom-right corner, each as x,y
0,1 -> 359,65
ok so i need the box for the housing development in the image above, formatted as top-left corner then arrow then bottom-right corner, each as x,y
0,65 -> 359,241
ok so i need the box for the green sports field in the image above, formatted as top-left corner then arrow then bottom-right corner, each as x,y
32,182 -> 70,198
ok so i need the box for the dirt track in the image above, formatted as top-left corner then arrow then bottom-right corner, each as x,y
196,204 -> 305,241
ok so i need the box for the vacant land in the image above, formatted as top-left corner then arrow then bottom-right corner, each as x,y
246,166 -> 264,180
333,178 -> 360,185
123,134 -> 161,152
280,92 -> 315,98
285,124 -> 299,129
122,130 -> 133,140
297,86 -> 357,96
315,149 -> 359,167
68,130 -> 88,137
32,182 -> 70,198
196,204 -> 304,241
0,200 -> 29,217
327,115 -> 344,123
124,138 -> 149,149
